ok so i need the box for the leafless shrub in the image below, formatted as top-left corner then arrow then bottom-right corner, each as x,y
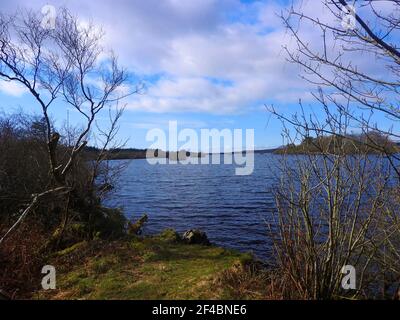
267,0 -> 400,299
0,219 -> 48,299
269,107 -> 397,299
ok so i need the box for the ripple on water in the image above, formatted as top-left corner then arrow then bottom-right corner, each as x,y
106,154 -> 281,260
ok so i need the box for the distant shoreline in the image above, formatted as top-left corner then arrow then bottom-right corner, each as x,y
85,145 -> 400,161
85,147 -> 278,160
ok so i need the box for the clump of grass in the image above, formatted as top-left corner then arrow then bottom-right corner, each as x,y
55,241 -> 87,257
157,229 -> 182,243
216,260 -> 269,300
88,255 -> 120,274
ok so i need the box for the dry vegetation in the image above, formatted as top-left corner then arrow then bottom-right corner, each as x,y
267,0 -> 400,299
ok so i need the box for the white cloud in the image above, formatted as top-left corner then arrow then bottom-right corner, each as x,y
0,0 -> 386,115
0,0 -> 312,113
130,117 -> 208,130
0,81 -> 27,97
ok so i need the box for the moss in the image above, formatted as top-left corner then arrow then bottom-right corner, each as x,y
130,239 -> 147,253
69,223 -> 86,234
157,228 -> 182,243
88,256 -> 119,274
55,241 -> 87,257
238,252 -> 255,266
36,231 -> 260,300
92,207 -> 127,239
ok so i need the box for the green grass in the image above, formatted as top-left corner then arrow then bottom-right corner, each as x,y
36,232 -> 257,300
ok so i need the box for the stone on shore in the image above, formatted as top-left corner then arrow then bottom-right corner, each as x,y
182,229 -> 210,246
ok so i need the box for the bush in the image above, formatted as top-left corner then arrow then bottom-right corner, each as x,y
91,207 -> 127,240
0,113 -> 128,297
0,220 -> 48,298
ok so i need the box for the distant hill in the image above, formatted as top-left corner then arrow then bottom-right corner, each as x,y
84,136 -> 398,161
84,147 -> 204,160
209,148 -> 277,155
275,132 -> 400,155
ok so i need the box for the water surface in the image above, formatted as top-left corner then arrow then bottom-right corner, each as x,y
107,153 -> 281,259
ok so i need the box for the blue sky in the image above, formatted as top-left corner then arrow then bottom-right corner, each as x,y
0,0 -> 397,151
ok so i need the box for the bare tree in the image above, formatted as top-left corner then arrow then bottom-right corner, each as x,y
0,8 -> 138,245
279,0 -> 400,170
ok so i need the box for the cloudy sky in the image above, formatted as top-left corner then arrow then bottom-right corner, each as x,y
0,0 -> 394,150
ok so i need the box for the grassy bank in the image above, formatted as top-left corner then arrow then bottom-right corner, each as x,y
35,230 -> 270,300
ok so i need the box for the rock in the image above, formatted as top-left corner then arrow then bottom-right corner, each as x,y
182,229 -> 210,246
